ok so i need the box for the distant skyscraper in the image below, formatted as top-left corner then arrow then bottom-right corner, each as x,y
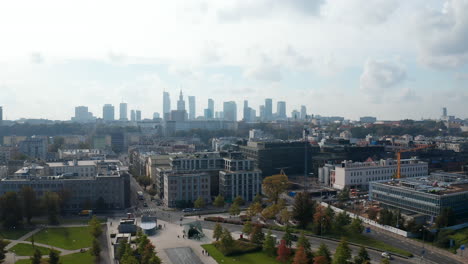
442,107 -> 447,117
136,110 -> 142,121
265,99 -> 273,121
177,90 -> 186,111
277,101 -> 286,119
223,101 -> 237,121
292,110 -> 300,120
163,91 -> 171,119
300,105 -> 307,120
259,105 -> 265,121
120,103 -> 128,121
250,109 -> 256,121
153,112 -> 160,119
204,98 -> 214,120
74,106 -> 94,122
188,96 -> 196,120
243,100 -> 251,122
208,98 -> 214,114
0,106 -> 3,123
103,104 -> 115,121
130,110 -> 136,121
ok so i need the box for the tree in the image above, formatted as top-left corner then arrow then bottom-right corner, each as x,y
313,256 -> 329,264
21,186 -> 37,224
276,239 -> 291,263
213,195 -> 225,208
229,203 -> 241,216
0,192 -> 23,228
292,192 -> 315,228
233,196 -> 245,206
220,228 -> 234,252
213,223 -> 223,241
338,188 -> 350,201
253,193 -> 263,204
138,176 -> 151,190
297,232 -> 312,256
349,217 -> 364,234
49,250 -> 60,264
30,248 -> 42,264
334,211 -> 351,232
436,207 -> 456,228
293,246 -> 309,264
194,197 -> 205,209
262,204 -> 282,219
367,208 -> 378,220
91,238 -> 101,259
353,246 -> 370,264
313,206 -> 332,235
279,208 -> 291,225
246,202 -> 263,218
332,238 -> 351,264
262,174 -> 290,204
315,243 -> 332,264
42,192 -> 60,225
263,231 -> 276,257
89,216 -> 103,238
242,221 -> 253,237
282,225 -> 294,248
380,258 -> 390,264
250,224 -> 265,244
0,239 -> 7,264
116,239 -> 130,260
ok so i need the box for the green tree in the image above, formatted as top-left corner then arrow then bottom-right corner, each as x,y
436,207 -> 456,228
297,232 -> 312,256
315,243 -> 332,264
21,186 -> 37,224
138,176 -> 151,190
91,238 -> 101,259
42,192 -> 60,225
242,221 -> 253,237
194,197 -> 205,209
334,211 -> 351,232
292,192 -> 315,228
233,196 -> 245,206
282,225 -> 294,248
353,246 -> 370,264
263,231 -> 276,257
332,238 -> 351,264
213,194 -> 225,208
250,224 -> 265,244
30,248 -> 42,264
279,208 -> 291,225
213,223 -> 223,241
349,218 -> 364,234
116,239 -> 129,260
246,202 -> 263,218
0,192 -> 23,228
0,239 -> 7,263
89,216 -> 103,238
338,188 -> 350,201
262,174 -> 290,204
220,228 -> 234,252
229,202 -> 241,216
253,193 -> 263,204
49,249 -> 60,264
313,206 -> 332,235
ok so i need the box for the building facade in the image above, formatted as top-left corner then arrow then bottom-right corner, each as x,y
163,172 -> 211,208
219,157 -> 262,202
103,104 -> 115,121
19,137 -> 48,160
120,103 -> 128,121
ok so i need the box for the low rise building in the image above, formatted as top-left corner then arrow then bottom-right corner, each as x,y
369,173 -> 468,217
333,158 -> 428,190
163,172 -> 211,208
19,137 -> 48,160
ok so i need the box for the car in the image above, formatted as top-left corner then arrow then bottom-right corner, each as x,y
182,208 -> 193,213
143,202 -> 148,207
381,252 -> 392,259
193,208 -> 202,212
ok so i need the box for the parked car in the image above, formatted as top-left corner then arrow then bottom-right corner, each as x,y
143,202 -> 148,207
182,208 -> 193,213
381,252 -> 392,259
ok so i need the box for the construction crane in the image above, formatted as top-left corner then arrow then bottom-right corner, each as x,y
396,144 -> 434,179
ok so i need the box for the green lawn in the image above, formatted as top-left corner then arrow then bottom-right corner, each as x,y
202,244 -> 282,264
0,228 -> 32,240
27,227 -> 93,250
16,252 -> 94,264
9,243 -> 59,256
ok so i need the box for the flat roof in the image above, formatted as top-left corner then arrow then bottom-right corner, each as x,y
374,174 -> 468,195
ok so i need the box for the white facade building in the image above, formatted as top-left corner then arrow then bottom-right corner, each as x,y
333,158 -> 428,190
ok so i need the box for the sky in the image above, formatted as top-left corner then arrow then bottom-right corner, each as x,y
0,0 -> 467,121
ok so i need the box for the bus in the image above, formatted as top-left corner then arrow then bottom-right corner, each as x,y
137,191 -> 144,200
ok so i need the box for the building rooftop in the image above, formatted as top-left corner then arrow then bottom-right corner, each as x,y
374,173 -> 468,195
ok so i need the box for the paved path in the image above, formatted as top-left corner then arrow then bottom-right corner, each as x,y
165,247 -> 204,264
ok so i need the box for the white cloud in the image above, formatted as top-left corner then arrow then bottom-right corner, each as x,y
30,52 -> 44,64
360,58 -> 407,101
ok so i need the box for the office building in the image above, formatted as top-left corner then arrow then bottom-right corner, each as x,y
163,91 -> 171,120
119,103 -> 128,121
177,90 -> 185,111
204,109 -> 213,120
265,99 -> 272,121
291,110 -> 300,120
370,173 -> 468,217
277,101 -> 286,119
360,116 -> 377,123
163,172 -> 211,208
333,158 -> 428,190
130,110 -> 136,122
243,100 -> 251,122
0,106 -> 3,123
136,110 -> 142,121
240,141 -> 312,177
73,106 -> 94,122
250,109 -> 256,121
300,105 -> 307,120
442,107 -> 447,118
188,96 -> 196,120
103,104 -> 115,121
219,155 -> 262,202
153,112 -> 160,119
19,137 -> 48,160
259,105 -> 265,121
169,110 -> 187,122
223,101 -> 237,121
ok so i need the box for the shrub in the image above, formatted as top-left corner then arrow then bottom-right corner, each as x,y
214,240 -> 261,256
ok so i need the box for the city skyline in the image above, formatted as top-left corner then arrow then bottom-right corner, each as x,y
0,0 -> 467,121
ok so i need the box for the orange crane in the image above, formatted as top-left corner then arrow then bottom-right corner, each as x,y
396,144 -> 435,179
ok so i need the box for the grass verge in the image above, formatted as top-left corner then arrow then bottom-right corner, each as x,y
202,244 -> 282,264
27,227 -> 93,250
9,243 -> 59,256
